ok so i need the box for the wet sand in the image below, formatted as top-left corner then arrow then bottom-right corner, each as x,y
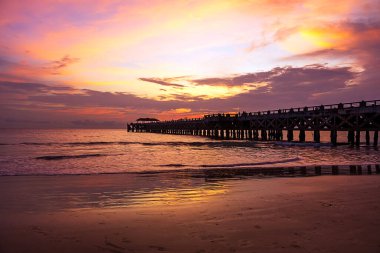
0,174 -> 380,253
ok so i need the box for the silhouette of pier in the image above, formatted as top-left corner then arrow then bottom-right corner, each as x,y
127,100 -> 380,146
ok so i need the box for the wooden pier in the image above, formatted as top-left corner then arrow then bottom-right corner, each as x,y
127,100 -> 380,146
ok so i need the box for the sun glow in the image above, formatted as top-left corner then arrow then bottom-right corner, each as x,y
300,28 -> 351,49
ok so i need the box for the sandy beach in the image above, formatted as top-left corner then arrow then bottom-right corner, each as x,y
0,174 -> 379,253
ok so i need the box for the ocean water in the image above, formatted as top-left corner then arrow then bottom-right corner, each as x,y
0,129 -> 379,176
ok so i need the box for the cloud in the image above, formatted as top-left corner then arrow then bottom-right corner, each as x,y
1,62 -> 366,128
189,64 -> 359,111
276,20 -> 380,100
0,81 -> 72,93
139,77 -> 184,88
48,55 -> 80,74
192,71 -> 274,87
146,64 -> 356,92
0,54 -> 80,82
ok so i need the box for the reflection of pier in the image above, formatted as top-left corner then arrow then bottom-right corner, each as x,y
199,164 -> 380,179
127,100 -> 380,146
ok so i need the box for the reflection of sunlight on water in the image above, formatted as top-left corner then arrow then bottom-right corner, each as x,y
0,173 -> 232,213
126,184 -> 228,207
61,183 -> 229,210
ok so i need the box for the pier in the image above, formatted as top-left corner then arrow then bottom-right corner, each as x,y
127,100 -> 380,146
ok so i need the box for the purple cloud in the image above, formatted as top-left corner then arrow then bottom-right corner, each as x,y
1,62 -> 367,128
139,77 -> 184,88
48,55 -> 80,74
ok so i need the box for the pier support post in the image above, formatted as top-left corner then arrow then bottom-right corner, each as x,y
287,129 -> 293,142
275,130 -> 281,141
365,130 -> 370,146
330,130 -> 337,146
248,129 -> 253,140
314,130 -> 320,143
221,129 -> 225,139
253,130 -> 259,141
225,129 -> 230,139
348,130 -> 355,146
355,130 -> 360,146
299,129 -> 305,142
261,129 -> 267,141
374,130 -> 378,147
214,129 -> 219,139
270,130 -> 275,140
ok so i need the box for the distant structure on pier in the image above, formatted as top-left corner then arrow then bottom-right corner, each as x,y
136,118 -> 160,123
127,100 -> 380,146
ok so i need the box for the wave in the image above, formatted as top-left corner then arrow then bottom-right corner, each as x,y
14,140 -> 339,149
274,141 -> 333,147
160,164 -> 187,167
21,141 -> 137,146
21,142 -> 56,146
200,157 -> 301,168
68,141 -> 138,146
139,141 -> 262,148
159,157 -> 301,168
17,140 -> 261,148
35,154 -> 105,160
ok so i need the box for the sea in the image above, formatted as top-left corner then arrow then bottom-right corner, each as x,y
0,129 -> 379,176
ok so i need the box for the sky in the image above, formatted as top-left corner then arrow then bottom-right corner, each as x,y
0,0 -> 379,128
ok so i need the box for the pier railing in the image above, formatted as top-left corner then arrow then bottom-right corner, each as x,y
127,99 -> 380,146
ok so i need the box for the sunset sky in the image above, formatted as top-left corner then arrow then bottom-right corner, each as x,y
1,0 -> 379,128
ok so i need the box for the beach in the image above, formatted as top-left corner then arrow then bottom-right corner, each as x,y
1,174 -> 379,253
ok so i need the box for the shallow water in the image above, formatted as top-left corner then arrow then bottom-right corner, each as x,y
0,173 -> 229,211
0,129 -> 379,175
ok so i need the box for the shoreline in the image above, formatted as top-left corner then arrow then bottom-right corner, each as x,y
1,163 -> 379,177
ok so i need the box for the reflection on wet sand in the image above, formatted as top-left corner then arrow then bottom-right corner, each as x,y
1,164 -> 379,213
121,184 -> 227,207
0,173 -> 229,212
